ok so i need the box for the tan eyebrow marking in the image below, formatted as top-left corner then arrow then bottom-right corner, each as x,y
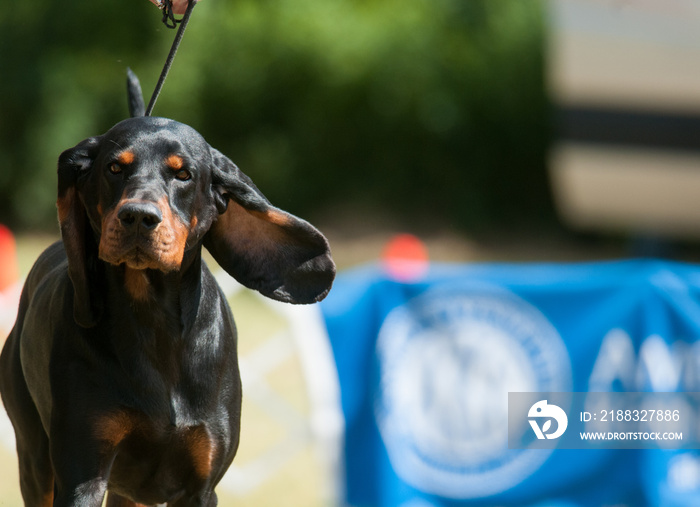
166,154 -> 184,170
117,151 -> 135,165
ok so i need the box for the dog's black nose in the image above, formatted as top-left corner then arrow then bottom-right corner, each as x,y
118,202 -> 162,231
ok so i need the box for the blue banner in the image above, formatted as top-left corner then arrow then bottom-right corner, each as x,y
320,260 -> 700,506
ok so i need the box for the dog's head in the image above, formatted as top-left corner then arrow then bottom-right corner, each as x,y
58,116 -> 335,327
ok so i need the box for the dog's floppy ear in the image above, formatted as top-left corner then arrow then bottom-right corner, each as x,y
204,149 -> 335,304
57,136 -> 102,327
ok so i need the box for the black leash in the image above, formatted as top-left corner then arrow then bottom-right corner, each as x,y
145,0 -> 197,116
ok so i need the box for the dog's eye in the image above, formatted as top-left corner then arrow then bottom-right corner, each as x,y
175,169 -> 192,181
109,163 -> 122,175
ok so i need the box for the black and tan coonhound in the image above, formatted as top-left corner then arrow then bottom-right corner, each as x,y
0,116 -> 335,506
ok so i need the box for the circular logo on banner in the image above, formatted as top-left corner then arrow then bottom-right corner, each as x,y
375,286 -> 572,499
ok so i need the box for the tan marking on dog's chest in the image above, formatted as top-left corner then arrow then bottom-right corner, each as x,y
95,410 -> 216,481
94,410 -> 139,448
124,267 -> 151,301
182,425 -> 215,480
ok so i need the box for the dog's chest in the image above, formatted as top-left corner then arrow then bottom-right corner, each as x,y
97,405 -> 218,504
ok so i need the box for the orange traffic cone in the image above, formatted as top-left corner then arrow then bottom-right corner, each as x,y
0,225 -> 18,292
0,225 -> 20,341
381,233 -> 429,282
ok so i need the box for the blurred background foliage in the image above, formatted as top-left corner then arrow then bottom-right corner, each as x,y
0,0 -> 550,233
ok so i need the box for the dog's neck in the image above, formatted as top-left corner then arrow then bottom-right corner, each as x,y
96,246 -> 207,385
102,245 -> 204,311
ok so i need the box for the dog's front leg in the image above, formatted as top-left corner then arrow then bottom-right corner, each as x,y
52,477 -> 108,507
49,426 -> 114,507
51,456 -> 111,507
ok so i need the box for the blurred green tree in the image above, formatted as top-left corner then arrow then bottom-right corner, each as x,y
0,0 -> 550,232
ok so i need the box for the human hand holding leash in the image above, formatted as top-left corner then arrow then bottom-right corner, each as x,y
148,0 -> 199,16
